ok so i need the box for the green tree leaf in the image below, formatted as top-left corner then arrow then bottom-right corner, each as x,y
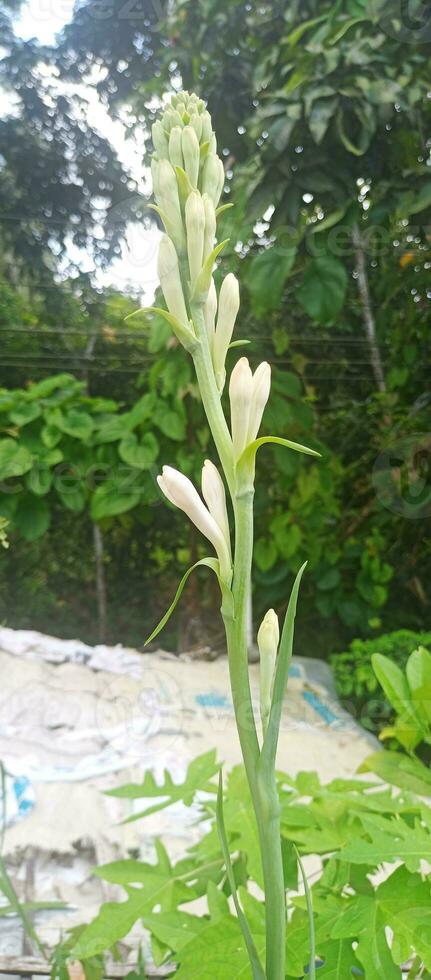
14,495 -> 50,541
297,257 -> 347,323
246,245 -> 297,317
0,439 -> 33,480
118,433 -> 159,470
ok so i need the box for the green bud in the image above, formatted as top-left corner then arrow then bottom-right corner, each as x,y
258,609 -> 279,739
185,190 -> 205,285
151,120 -> 169,159
202,193 -> 216,261
169,126 -> 184,169
202,153 -> 225,206
182,125 -> 200,188
157,235 -> 189,330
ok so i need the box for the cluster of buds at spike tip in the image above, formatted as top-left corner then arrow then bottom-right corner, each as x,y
151,92 -> 226,347
258,609 -> 280,739
229,357 -> 271,462
157,462 -> 232,584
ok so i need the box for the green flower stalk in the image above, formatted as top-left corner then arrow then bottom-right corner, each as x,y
144,90 -> 320,980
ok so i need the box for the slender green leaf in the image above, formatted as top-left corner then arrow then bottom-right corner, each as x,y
145,558 -> 221,645
294,846 -> 315,980
260,563 -> 307,772
215,771 -> 266,980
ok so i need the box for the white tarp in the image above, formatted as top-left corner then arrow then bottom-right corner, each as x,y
0,626 -> 377,956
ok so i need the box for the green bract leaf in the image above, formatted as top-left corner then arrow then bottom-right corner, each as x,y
238,436 -> 320,479
126,306 -> 197,349
145,557 -> 221,645
260,563 -> 306,773
191,240 -> 229,301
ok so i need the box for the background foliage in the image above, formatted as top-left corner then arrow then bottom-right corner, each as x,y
0,0 -> 429,659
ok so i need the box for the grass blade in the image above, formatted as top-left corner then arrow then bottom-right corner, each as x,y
294,846 -> 315,980
216,771 -> 266,980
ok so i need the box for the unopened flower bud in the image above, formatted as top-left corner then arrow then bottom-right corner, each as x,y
203,193 -> 216,261
169,126 -> 184,169
182,125 -> 200,187
156,159 -> 185,254
201,110 -> 213,144
190,113 -> 203,142
213,273 -> 240,391
229,357 -> 253,461
258,609 -> 279,738
157,465 -> 231,582
248,362 -> 271,443
151,159 -> 161,199
185,191 -> 205,284
152,120 -> 169,158
204,278 -> 217,347
202,154 -> 225,206
201,460 -> 231,558
157,235 -> 189,328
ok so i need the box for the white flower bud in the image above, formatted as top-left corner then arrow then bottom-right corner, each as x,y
202,193 -> 216,261
163,108 -> 183,132
169,126 -> 184,169
258,609 -> 279,738
248,362 -> 271,443
229,357 -> 253,461
201,460 -> 231,558
204,277 -> 217,348
213,273 -> 240,392
157,235 -> 189,328
152,120 -> 169,158
202,154 -> 225,206
156,159 -> 185,254
157,465 -> 232,581
190,113 -> 203,142
201,110 -> 213,144
182,125 -> 200,187
151,159 -> 161,199
185,191 -> 205,284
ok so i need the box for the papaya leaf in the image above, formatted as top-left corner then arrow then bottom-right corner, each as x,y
106,750 -> 219,823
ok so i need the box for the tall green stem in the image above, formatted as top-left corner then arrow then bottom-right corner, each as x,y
191,315 -> 286,978
228,491 -> 286,980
